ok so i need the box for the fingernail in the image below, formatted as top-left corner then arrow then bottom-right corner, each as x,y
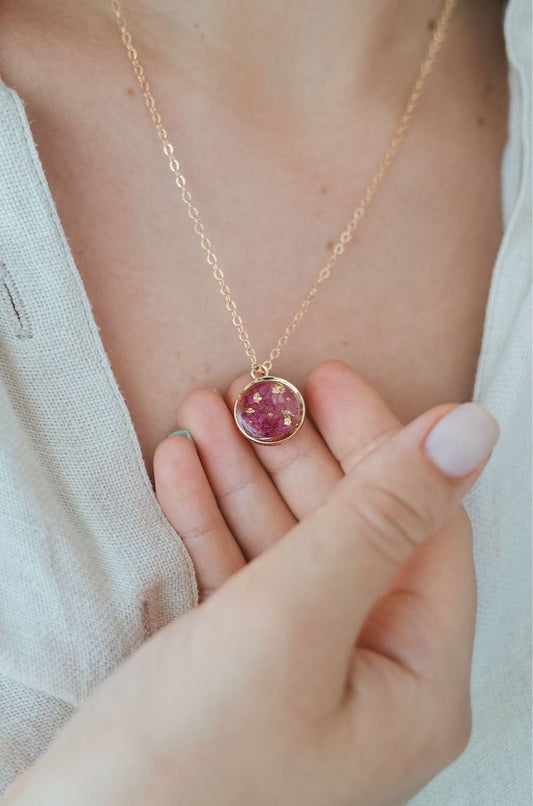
425,403 -> 500,477
169,429 -> 194,444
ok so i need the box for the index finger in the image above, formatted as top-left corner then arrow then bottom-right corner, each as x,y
223,401 -> 498,686
227,374 -> 343,519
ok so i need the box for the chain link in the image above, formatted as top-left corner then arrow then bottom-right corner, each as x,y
111,0 -> 457,375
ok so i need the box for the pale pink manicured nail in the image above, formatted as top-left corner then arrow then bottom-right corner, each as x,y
425,403 -> 500,478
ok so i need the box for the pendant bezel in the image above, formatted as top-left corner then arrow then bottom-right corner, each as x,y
233,375 -> 306,446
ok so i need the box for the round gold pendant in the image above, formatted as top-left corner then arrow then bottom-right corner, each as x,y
233,376 -> 306,446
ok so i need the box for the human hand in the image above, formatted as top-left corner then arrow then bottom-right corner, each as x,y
153,360 -> 470,607
5,361 -> 498,806
153,361 -> 363,599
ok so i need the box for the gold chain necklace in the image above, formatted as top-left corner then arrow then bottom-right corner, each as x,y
111,0 -> 457,445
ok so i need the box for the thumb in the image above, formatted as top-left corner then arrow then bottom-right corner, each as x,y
239,402 -> 498,671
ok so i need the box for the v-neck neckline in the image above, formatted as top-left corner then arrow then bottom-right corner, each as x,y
0,3 -> 523,531
0,77 -> 199,613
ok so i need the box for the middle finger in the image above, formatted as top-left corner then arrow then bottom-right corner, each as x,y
177,388 -> 297,560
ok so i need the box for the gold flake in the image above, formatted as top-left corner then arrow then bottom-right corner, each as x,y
267,412 -> 274,418
253,392 -> 263,404
272,383 -> 285,394
283,410 -> 292,426
246,407 -> 255,414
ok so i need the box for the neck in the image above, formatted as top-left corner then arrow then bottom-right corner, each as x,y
119,0 -> 450,123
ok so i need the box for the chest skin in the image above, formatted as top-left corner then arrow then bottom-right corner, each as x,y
0,1 -> 508,482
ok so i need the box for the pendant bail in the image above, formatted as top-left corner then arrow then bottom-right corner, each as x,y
251,362 -> 269,380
